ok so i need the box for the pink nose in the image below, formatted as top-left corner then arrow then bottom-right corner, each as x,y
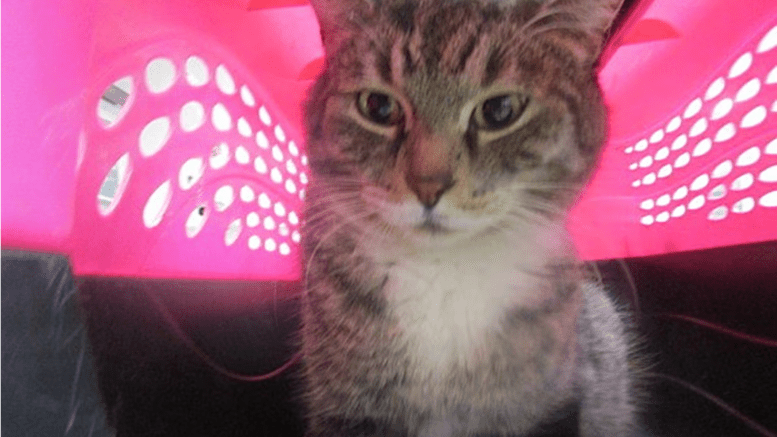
407,174 -> 455,209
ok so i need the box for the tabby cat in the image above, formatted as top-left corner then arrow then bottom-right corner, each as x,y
300,0 -> 638,435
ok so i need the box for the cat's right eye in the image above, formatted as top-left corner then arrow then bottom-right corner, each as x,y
357,92 -> 404,126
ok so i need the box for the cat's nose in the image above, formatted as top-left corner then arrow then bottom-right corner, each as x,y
407,173 -> 455,209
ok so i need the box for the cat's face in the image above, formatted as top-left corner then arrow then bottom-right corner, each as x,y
305,0 -> 619,248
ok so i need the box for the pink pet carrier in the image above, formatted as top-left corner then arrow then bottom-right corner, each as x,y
2,0 -> 776,280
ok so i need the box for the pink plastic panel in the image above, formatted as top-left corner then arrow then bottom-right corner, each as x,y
3,0 -> 776,282
569,0 -> 777,259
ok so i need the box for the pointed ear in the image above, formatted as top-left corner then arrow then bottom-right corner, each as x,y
574,0 -> 625,52
309,0 -> 375,54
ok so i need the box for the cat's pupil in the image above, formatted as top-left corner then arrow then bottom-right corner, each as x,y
482,95 -> 515,129
359,92 -> 401,125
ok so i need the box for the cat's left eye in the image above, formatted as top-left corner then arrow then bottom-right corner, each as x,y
474,94 -> 528,131
357,92 -> 404,126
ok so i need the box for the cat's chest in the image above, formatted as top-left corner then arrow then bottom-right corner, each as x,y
381,241 -> 545,372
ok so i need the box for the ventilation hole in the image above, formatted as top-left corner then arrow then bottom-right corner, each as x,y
658,164 -> 672,178
212,103 -> 232,131
274,125 -> 286,143
731,173 -> 754,191
215,65 -> 236,95
736,78 -> 761,102
760,191 -> 777,207
225,219 -> 242,246
247,212 -> 260,228
640,215 -> 654,226
274,202 -> 286,217
714,123 -> 736,142
300,172 -> 308,185
704,77 -> 725,100
180,100 -> 206,132
708,184 -> 727,200
265,238 -> 277,252
766,139 -> 777,155
656,194 -> 671,206
279,243 -> 291,256
272,145 -> 284,162
97,153 -> 131,215
683,98 -> 702,119
666,116 -> 682,133
237,117 -> 253,138
712,160 -> 733,179
708,206 -> 728,221
146,58 -> 176,93
692,138 -> 712,157
639,156 -> 653,168
248,235 -> 261,250
732,197 -> 755,213
185,56 -> 209,87
688,195 -> 705,210
241,85 -> 256,107
673,186 -> 689,200
711,98 -> 733,120
741,106 -> 767,128
640,199 -> 655,210
254,195 -> 270,212
240,185 -> 256,202
278,222 -> 290,236
655,211 -> 670,223
301,155 -> 308,166
671,135 -> 688,150
289,141 -> 300,157
654,147 -> 669,161
634,139 -> 649,152
263,216 -> 276,231
235,146 -> 250,165
143,181 -> 172,228
292,230 -> 301,243
271,168 -> 283,183
759,165 -> 777,183
286,179 -> 298,194
256,131 -> 270,149
689,118 -> 708,137
728,52 -> 753,78
299,189 -> 306,200
632,180 -> 641,188
642,172 -> 656,185
288,211 -> 299,225
259,106 -> 272,125
624,147 -> 634,154
736,146 -> 761,166
671,205 -> 686,217
214,185 -> 235,212
179,157 -> 205,190
649,129 -> 664,143
210,142 -> 230,169
139,117 -> 172,157
97,76 -> 133,127
757,25 -> 777,53
690,174 -> 710,191
629,163 -> 638,171
674,152 -> 690,168
254,156 -> 268,174
767,65 -> 777,85
286,160 -> 298,175
185,205 -> 208,238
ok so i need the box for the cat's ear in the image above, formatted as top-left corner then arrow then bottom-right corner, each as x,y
541,0 -> 624,61
309,0 -> 375,54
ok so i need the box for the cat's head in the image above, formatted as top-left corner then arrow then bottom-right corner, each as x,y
304,0 -> 621,248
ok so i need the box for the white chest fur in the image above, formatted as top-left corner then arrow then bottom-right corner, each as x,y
378,227 -> 562,374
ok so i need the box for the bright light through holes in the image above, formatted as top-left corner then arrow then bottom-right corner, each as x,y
97,76 -> 133,127
214,185 -> 235,212
146,57 -> 176,94
179,158 -> 205,190
186,205 -> 208,238
98,153 -> 131,215
225,219 -> 242,246
143,180 -> 173,228
185,56 -> 209,87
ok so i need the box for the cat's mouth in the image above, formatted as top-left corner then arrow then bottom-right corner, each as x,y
416,211 -> 452,234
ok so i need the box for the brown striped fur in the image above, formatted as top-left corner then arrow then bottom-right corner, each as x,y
300,0 -> 639,435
